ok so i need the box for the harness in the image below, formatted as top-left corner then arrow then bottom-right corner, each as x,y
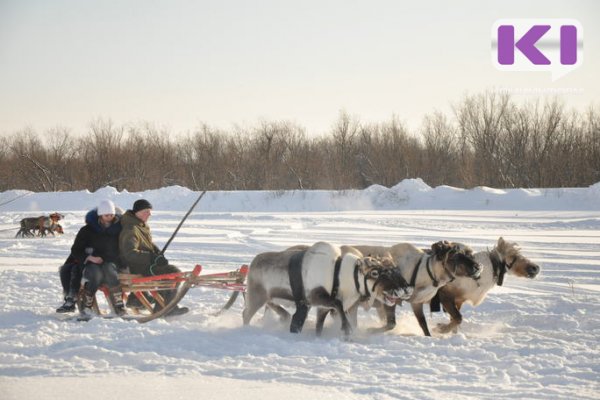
490,250 -> 517,286
410,254 -> 457,288
288,251 -> 307,306
289,253 -> 379,306
409,255 -> 425,287
330,257 -> 343,299
353,262 -> 374,302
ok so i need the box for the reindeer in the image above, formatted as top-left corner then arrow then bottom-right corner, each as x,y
342,241 -> 481,336
419,237 -> 541,334
243,241 -> 413,338
15,213 -> 64,238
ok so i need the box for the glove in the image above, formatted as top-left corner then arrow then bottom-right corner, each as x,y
153,254 -> 169,267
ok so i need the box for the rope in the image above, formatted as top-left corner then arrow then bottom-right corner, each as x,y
0,192 -> 32,208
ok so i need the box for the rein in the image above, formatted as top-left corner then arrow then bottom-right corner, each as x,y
442,256 -> 458,284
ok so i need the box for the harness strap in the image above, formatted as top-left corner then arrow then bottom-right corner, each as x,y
330,257 -> 343,299
362,273 -> 371,301
442,258 -> 457,283
490,250 -> 507,286
288,251 -> 307,305
409,255 -> 424,287
353,263 -> 361,293
353,263 -> 371,302
425,256 -> 439,287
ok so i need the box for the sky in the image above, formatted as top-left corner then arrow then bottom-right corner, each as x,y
0,0 -> 598,137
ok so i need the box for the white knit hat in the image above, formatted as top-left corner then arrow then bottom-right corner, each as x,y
97,199 -> 116,216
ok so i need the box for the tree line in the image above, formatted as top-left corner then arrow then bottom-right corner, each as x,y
1,92 -> 598,192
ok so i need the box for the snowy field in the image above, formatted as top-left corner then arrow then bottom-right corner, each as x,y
1,181 -> 599,399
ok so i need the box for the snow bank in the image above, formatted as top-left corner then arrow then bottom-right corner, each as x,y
1,179 -> 599,213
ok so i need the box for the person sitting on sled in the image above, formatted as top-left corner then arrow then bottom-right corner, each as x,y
55,254 -> 82,313
66,199 -> 126,318
119,199 -> 189,316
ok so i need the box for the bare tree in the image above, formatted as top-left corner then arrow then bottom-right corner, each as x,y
420,112 -> 462,187
455,92 -> 511,187
1,95 -> 598,192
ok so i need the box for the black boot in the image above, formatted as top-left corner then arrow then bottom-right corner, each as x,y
110,288 -> 126,316
166,305 -> 189,317
56,296 -> 76,313
153,289 -> 189,317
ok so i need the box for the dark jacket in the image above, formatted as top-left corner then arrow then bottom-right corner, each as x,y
71,209 -> 122,267
119,210 -> 160,275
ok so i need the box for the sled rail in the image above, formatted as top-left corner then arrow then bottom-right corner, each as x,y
90,264 -> 248,323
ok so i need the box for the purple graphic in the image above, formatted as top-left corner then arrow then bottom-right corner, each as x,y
560,25 -> 577,65
497,23 -> 578,66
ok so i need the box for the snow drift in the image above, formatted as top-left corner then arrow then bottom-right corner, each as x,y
2,179 -> 600,213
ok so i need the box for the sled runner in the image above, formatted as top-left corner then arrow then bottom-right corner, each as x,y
77,264 -> 248,323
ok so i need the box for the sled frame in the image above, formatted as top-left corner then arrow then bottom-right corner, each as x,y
82,265 -> 248,323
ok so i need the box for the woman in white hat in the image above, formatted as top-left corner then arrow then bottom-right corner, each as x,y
61,199 -> 125,319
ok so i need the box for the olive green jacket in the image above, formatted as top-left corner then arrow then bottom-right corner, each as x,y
119,210 -> 160,275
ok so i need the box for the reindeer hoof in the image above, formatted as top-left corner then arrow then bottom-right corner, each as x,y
436,322 -> 455,334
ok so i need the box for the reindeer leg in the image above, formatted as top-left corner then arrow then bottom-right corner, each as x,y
315,308 -> 330,336
384,304 -> 397,330
290,302 -> 310,333
242,286 -> 268,325
411,302 -> 431,336
347,302 -> 359,330
367,303 -> 397,334
437,292 -> 463,334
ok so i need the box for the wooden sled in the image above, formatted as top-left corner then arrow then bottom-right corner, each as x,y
80,265 -> 248,323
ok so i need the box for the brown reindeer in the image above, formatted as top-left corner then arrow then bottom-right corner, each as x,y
15,213 -> 64,238
423,237 -> 540,334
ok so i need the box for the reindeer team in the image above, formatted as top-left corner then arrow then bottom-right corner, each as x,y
15,213 -> 64,238
11,207 -> 540,337
244,237 -> 540,338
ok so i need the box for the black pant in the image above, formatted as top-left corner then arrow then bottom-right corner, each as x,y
129,263 -> 182,310
59,262 -> 83,299
82,262 -> 120,293
130,263 -> 181,276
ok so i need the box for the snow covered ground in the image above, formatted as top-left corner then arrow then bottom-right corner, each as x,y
1,180 -> 599,399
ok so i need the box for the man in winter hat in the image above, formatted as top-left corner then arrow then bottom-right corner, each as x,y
119,199 -> 189,316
